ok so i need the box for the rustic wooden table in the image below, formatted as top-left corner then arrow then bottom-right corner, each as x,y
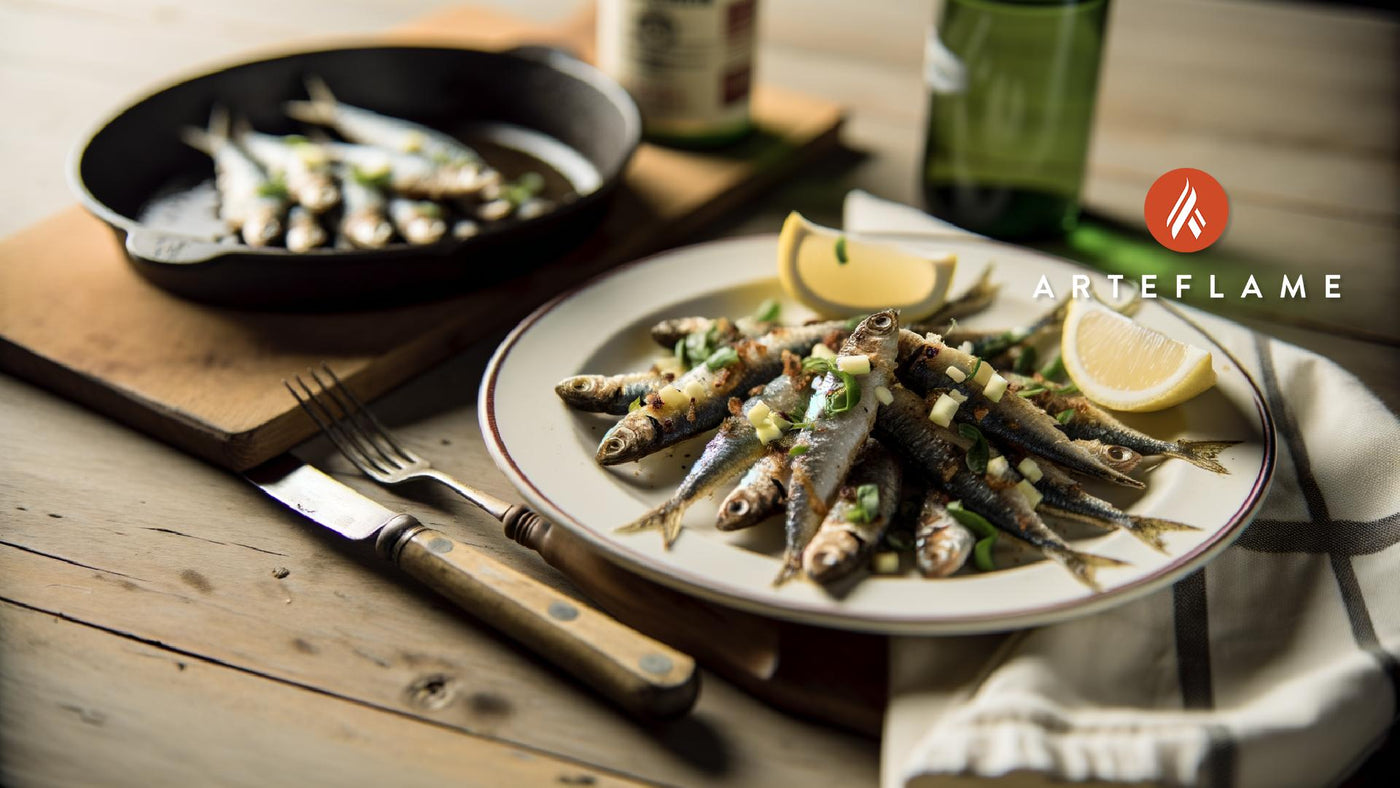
2,1 -> 1395,786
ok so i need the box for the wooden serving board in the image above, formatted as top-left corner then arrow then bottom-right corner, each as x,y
0,5 -> 844,471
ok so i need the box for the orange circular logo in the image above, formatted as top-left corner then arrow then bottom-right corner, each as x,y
1144,168 -> 1229,253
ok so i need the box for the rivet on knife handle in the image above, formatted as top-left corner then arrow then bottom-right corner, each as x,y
375,515 -> 700,720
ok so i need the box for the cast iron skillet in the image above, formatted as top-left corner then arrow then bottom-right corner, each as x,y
69,45 -> 640,310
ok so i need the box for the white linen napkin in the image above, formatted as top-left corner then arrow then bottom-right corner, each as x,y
843,190 -> 1400,788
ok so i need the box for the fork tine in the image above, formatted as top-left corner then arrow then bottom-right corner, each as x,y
287,374 -> 389,475
307,367 -> 401,469
320,364 -> 418,464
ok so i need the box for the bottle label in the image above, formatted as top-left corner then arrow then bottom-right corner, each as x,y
598,0 -> 756,137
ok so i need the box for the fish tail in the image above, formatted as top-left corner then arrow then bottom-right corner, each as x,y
1045,545 -> 1128,591
1125,515 -> 1201,553
179,105 -> 230,154
1165,440 -> 1241,474
616,501 -> 686,548
772,554 -> 802,586
285,75 -> 339,126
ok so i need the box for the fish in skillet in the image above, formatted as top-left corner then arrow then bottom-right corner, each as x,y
180,107 -> 286,247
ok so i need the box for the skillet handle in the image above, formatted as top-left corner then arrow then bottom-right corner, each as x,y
125,228 -> 228,265
503,44 -> 583,66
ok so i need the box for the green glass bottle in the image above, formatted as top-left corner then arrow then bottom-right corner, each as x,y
922,0 -> 1110,240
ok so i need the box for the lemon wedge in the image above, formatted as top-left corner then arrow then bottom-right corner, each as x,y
776,212 -> 956,320
1061,299 -> 1216,412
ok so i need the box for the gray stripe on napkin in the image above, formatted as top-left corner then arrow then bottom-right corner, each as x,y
1172,569 -> 1237,787
1253,334 -> 1400,714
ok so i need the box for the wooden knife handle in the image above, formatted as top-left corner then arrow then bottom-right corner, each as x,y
375,515 -> 699,720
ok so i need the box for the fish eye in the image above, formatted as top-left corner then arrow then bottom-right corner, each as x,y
726,499 -> 749,515
603,437 -> 627,455
870,313 -> 894,331
1108,446 -> 1129,461
569,379 -> 592,391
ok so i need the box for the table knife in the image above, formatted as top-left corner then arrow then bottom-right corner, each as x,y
244,453 -> 699,719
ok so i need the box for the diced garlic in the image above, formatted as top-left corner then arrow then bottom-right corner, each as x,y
811,343 -> 837,360
973,363 -> 996,386
871,552 -> 901,574
983,373 -> 1008,402
837,354 -> 871,375
924,332 -> 943,344
770,414 -> 793,430
755,423 -> 783,445
1015,479 -> 1043,510
948,390 -> 969,405
654,355 -> 684,376
1017,458 -> 1043,483
683,380 -> 707,400
928,393 -> 960,427
946,366 -> 967,383
657,386 -> 688,410
987,456 -> 1009,478
746,401 -> 773,427
958,341 -> 974,354
875,385 -> 893,405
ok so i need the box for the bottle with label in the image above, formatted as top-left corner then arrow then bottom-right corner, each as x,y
597,0 -> 758,148
922,0 -> 1110,240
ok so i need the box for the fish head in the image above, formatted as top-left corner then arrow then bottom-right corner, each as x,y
299,176 -> 340,213
596,414 -> 662,466
241,210 -> 283,248
715,489 -> 761,531
344,212 -> 393,249
846,309 -> 901,362
803,530 -> 861,584
555,375 -> 613,407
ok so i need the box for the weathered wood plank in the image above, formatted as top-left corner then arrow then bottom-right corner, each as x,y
0,599 -> 645,788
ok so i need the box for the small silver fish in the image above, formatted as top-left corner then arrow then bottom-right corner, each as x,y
914,489 -> 975,578
650,316 -> 770,350
1072,439 -> 1143,474
1018,456 -> 1198,553
596,323 -> 841,466
180,107 -> 285,247
284,206 -> 328,253
779,310 -> 901,584
322,141 -> 493,200
335,166 -> 393,249
715,449 -> 789,531
236,128 -> 339,213
619,372 -> 814,545
802,439 -> 903,585
388,198 -> 448,245
556,370 -> 674,415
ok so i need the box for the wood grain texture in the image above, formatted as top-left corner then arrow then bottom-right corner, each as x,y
0,5 -> 845,471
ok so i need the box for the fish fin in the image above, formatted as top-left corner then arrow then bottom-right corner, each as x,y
179,105 -> 231,154
616,501 -> 686,548
285,75 -> 339,126
1164,440 -> 1241,474
1045,546 -> 1128,591
772,558 -> 801,587
1125,516 -> 1201,553
231,114 -> 254,140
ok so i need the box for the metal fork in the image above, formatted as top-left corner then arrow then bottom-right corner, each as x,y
286,364 -> 544,541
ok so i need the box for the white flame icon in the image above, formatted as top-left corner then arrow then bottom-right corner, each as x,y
1166,179 -> 1207,239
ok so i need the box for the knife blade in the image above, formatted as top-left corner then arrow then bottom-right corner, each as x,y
244,454 -> 699,719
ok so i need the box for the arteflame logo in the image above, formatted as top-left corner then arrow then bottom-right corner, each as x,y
1144,168 -> 1229,253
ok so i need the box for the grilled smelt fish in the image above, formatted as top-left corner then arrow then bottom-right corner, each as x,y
875,387 -> 1125,589
285,206 -> 328,253
896,330 -> 1144,489
180,108 -> 286,247
236,128 -> 340,213
1012,375 -> 1240,474
1024,456 -> 1199,552
715,448 -> 790,531
389,198 -> 448,245
908,265 -> 1000,333
322,141 -> 488,200
802,439 -> 903,584
1073,439 -> 1143,475
287,77 -> 498,195
596,323 -> 842,466
619,373 -> 814,545
779,310 -> 901,584
914,489 -> 975,578
335,166 -> 394,249
650,316 -> 770,350
556,371 -> 675,415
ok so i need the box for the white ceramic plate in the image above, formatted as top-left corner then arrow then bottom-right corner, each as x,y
480,235 -> 1276,634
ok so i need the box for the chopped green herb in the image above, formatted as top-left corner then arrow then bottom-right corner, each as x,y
969,357 -> 983,380
788,444 -> 810,457
284,134 -> 310,146
677,325 -> 722,368
502,171 -> 546,206
824,371 -> 862,416
882,529 -> 913,552
835,235 -> 849,264
418,201 -> 444,219
801,356 -> 836,374
627,396 -> 642,412
752,298 -> 781,323
957,423 -> 989,475
1055,408 -> 1076,425
786,420 -> 814,431
1039,353 -> 1066,381
704,347 -> 739,370
1015,384 -> 1048,398
845,484 -> 880,525
946,500 -> 998,571
255,175 -> 288,199
1013,347 -> 1039,376
1055,382 -> 1080,396
350,166 -> 391,190
673,338 -> 687,366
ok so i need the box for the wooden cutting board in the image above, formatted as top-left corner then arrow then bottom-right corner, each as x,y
0,5 -> 843,471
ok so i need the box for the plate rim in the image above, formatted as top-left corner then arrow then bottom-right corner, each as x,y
480,234 -> 1278,634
